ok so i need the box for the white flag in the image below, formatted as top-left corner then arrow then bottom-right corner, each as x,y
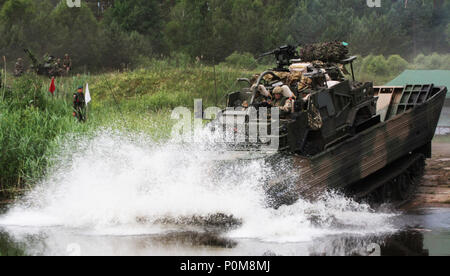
85,83 -> 91,105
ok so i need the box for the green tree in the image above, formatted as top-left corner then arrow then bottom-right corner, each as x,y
0,0 -> 36,58
48,1 -> 101,69
103,0 -> 164,53
165,0 -> 214,60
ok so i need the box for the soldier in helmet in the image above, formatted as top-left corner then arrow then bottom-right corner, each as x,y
271,86 -> 293,114
14,58 -> 24,77
73,85 -> 86,122
251,83 -> 272,110
63,54 -> 72,75
55,58 -> 65,76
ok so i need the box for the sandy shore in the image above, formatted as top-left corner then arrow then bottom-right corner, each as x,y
405,139 -> 450,208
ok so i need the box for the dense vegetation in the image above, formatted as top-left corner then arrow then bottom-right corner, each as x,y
0,62 -> 258,199
0,0 -> 448,71
0,74 -> 91,197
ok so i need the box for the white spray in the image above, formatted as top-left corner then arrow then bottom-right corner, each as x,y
0,129 -> 396,244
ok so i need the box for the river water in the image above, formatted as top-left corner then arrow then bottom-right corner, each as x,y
0,130 -> 449,256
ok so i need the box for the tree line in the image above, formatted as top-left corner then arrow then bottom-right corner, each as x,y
0,0 -> 449,71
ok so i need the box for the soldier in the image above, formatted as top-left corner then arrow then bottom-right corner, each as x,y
63,54 -> 72,74
14,58 -> 24,77
251,83 -> 272,108
55,58 -> 65,76
73,86 -> 86,122
271,86 -> 293,114
250,74 -> 260,85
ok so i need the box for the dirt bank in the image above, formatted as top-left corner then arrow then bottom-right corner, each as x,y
405,139 -> 450,209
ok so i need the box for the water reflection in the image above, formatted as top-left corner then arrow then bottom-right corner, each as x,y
309,230 -> 429,256
1,208 -> 449,256
0,226 -> 441,256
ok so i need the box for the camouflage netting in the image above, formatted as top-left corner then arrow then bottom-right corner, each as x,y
299,41 -> 349,63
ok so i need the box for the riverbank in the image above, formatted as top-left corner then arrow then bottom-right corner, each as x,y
405,139 -> 450,209
0,65 -> 245,200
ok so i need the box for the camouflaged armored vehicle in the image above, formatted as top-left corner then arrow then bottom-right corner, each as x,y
210,42 -> 447,206
24,49 -> 65,78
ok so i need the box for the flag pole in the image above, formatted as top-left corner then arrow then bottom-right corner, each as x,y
85,83 -> 90,121
86,103 -> 89,121
84,82 -> 95,122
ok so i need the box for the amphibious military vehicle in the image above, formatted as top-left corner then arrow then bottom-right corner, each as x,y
210,42 -> 447,206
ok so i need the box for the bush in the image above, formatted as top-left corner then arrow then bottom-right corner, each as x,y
221,52 -> 258,70
3,74 -> 46,110
386,55 -> 409,75
170,52 -> 194,68
361,55 -> 389,76
413,53 -> 450,70
413,53 -> 426,67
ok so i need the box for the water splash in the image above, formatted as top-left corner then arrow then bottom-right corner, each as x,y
0,129 -> 397,245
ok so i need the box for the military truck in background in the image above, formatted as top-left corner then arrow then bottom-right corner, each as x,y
24,49 -> 65,78
210,42 -> 447,207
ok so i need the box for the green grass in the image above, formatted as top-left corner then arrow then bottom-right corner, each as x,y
0,63 -> 255,199
0,74 -> 94,198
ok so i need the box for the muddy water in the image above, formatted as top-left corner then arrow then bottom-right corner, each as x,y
0,208 -> 449,256
0,130 -> 448,256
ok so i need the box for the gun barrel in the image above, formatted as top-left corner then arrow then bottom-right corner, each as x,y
258,50 -> 276,59
24,49 -> 38,65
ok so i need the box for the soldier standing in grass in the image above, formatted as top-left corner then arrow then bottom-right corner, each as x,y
73,85 -> 86,122
63,54 -> 72,75
14,58 -> 24,77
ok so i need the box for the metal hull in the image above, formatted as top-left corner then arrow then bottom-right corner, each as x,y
292,86 -> 447,199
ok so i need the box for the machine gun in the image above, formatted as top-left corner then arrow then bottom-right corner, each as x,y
259,45 -> 299,71
23,49 -> 64,78
24,49 -> 38,68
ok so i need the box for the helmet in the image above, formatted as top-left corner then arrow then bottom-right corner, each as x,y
273,86 -> 283,95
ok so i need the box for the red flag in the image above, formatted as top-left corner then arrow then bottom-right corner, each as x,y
49,77 -> 56,95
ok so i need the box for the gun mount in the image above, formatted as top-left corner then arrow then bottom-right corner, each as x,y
23,49 -> 65,78
259,45 -> 299,72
